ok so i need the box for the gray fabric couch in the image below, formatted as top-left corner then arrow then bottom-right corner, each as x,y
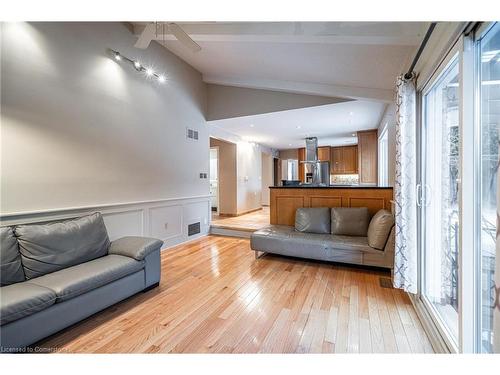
251,207 -> 395,269
0,212 -> 163,352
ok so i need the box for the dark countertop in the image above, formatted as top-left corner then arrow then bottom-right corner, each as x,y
270,185 -> 393,189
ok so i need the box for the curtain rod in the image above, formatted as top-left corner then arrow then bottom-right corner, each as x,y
404,22 -> 438,80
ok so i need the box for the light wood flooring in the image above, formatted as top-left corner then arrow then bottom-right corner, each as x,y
211,206 -> 270,232
37,235 -> 433,353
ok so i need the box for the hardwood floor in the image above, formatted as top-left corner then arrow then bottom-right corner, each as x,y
211,207 -> 270,232
37,235 -> 433,353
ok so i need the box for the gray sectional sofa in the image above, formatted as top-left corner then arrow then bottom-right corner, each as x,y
251,207 -> 395,269
0,212 -> 163,352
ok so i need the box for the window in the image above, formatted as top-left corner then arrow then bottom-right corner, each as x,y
421,55 -> 460,346
477,22 -> 500,353
378,125 -> 389,186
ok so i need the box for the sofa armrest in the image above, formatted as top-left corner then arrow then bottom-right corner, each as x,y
109,236 -> 163,261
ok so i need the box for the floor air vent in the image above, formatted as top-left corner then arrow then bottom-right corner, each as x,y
188,222 -> 201,236
379,278 -> 393,289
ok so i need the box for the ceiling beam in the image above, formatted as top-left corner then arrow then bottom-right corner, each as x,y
132,23 -> 425,46
203,74 -> 394,103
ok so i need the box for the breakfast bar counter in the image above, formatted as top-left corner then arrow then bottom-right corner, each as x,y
270,186 -> 394,225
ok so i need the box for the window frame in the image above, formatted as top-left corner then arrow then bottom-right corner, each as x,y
472,21 -> 499,353
418,41 -> 463,354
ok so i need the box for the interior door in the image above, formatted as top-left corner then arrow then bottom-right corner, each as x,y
420,53 -> 460,347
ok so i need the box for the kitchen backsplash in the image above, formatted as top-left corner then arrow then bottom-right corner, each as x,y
330,174 -> 359,185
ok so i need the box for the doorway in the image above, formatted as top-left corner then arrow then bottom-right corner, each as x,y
209,146 -> 219,214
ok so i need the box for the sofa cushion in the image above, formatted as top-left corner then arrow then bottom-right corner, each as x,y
251,225 -> 375,258
330,235 -> 373,252
367,209 -> 395,250
0,227 -> 25,286
15,213 -> 111,279
331,207 -> 370,237
295,207 -> 331,234
28,254 -> 144,302
0,283 -> 56,325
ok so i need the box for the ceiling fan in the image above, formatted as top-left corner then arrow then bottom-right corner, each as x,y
134,22 -> 201,53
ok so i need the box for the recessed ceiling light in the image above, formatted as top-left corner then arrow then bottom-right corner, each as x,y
288,143 -> 292,146
146,68 -> 153,76
351,133 -> 356,137
114,52 -> 121,61
158,75 -> 166,83
296,125 -> 301,129
349,112 -> 354,116
134,61 -> 141,70
250,124 -> 255,128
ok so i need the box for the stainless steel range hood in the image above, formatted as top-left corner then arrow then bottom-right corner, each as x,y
304,137 -> 318,163
300,137 -> 330,186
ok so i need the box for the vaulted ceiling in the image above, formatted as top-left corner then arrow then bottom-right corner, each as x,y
131,22 -> 428,101
129,22 -> 426,148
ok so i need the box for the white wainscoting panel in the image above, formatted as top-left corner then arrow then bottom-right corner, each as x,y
149,205 -> 183,244
0,195 -> 211,250
103,209 -> 144,241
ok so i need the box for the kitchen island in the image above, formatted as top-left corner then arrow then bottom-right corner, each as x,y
270,186 -> 393,226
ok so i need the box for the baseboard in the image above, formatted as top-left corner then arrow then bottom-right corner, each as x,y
217,207 -> 263,217
209,227 -> 252,239
236,207 -> 263,216
408,293 -> 453,353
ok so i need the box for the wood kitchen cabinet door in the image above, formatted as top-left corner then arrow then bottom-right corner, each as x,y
298,147 -> 305,182
317,146 -> 331,162
342,145 -> 358,174
331,147 -> 343,174
357,130 -> 378,184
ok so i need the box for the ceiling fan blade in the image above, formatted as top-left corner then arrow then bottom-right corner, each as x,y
168,23 -> 201,53
134,23 -> 156,49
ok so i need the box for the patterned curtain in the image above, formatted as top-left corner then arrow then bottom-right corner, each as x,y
393,75 -> 418,294
495,150 -> 500,353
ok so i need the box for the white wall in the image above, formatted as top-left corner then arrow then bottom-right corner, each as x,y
236,141 -> 262,214
0,22 -> 210,246
261,152 -> 273,206
207,84 -> 347,121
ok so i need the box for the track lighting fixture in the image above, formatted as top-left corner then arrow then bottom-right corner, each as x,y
109,49 -> 166,85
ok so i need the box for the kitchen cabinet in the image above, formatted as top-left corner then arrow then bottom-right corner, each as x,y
330,145 -> 358,174
317,146 -> 331,162
342,145 -> 358,174
357,129 -> 378,185
298,147 -> 305,182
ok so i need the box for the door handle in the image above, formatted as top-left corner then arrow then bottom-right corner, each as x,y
416,184 -> 422,207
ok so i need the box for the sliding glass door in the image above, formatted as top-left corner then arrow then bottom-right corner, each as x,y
477,22 -> 500,353
417,22 -> 500,353
421,54 -> 461,347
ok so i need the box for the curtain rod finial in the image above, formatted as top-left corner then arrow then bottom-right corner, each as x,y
404,72 -> 414,80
